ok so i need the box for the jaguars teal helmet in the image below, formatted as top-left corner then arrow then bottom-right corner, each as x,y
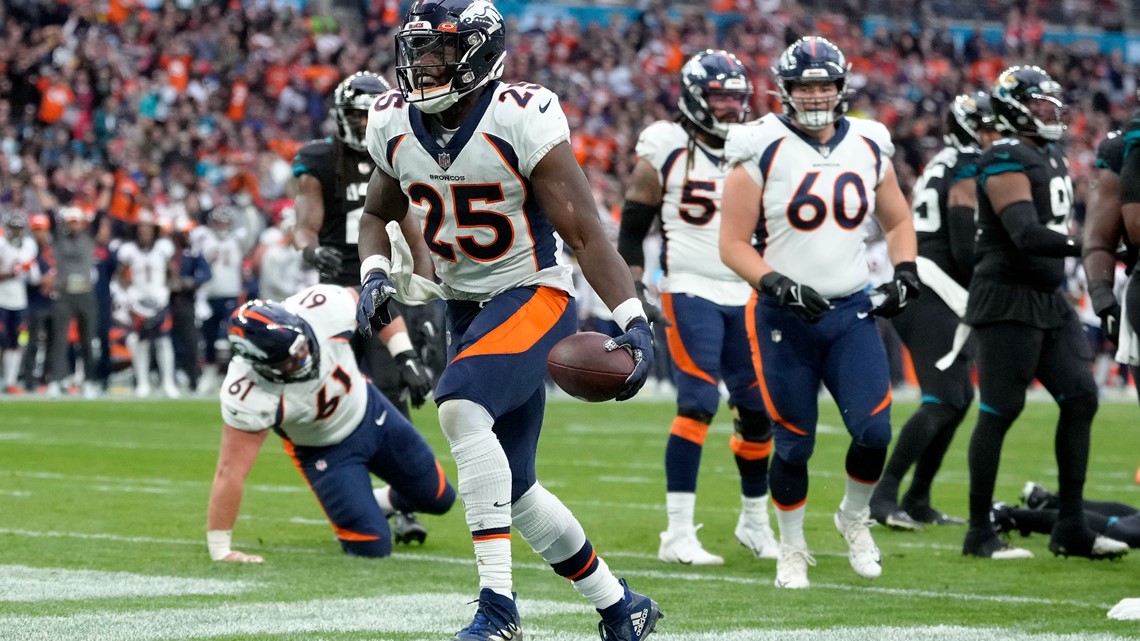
678,49 -> 753,140
773,36 -> 851,130
333,72 -> 390,152
945,91 -> 997,151
991,65 -> 1067,142
395,0 -> 506,114
228,300 -> 320,383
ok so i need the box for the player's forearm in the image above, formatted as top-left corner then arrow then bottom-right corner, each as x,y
577,241 -> 639,318
883,219 -> 918,266
720,237 -> 771,289
292,227 -> 318,252
358,212 -> 394,268
206,474 -> 244,533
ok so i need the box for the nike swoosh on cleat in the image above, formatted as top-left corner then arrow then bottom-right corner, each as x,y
375,409 -> 388,426
538,99 -> 552,113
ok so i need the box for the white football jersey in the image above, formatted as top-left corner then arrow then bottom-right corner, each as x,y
636,121 -> 750,306
220,284 -> 367,447
200,229 -> 246,299
0,233 -> 36,310
117,238 -> 175,309
257,229 -> 304,302
725,114 -> 895,299
365,82 -> 575,301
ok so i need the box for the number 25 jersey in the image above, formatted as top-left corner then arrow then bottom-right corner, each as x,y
365,82 -> 575,300
725,114 -> 895,299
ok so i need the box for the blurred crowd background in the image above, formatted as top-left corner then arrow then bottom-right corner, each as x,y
0,0 -> 1137,397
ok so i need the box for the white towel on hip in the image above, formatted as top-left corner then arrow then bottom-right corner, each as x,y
385,221 -> 447,305
1115,282 -> 1140,366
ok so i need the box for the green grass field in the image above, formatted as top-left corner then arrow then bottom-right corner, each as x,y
2,395 -> 1139,640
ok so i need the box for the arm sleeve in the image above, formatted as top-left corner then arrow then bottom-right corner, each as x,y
945,204 -> 976,281
1121,142 -> 1140,205
999,200 -> 1081,257
617,201 -> 660,268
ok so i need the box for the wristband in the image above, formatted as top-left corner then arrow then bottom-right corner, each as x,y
385,331 -> 414,357
611,297 -> 647,332
207,530 -> 232,561
360,255 -> 392,284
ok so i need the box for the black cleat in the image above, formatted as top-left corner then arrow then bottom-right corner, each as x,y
905,503 -> 966,526
1048,519 -> 1128,560
390,511 -> 428,545
990,502 -> 1030,537
962,528 -> 1033,559
1020,481 -> 1057,511
871,500 -> 924,531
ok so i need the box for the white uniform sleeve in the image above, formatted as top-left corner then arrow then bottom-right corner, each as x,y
285,284 -> 357,337
494,85 -> 571,178
366,90 -> 406,178
219,362 -> 277,433
634,121 -> 676,165
856,119 -> 896,185
724,120 -> 767,187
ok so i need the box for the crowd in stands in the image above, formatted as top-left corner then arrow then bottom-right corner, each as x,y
0,0 -> 1136,395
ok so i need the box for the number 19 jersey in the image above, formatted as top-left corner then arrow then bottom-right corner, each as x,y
725,114 -> 895,299
636,121 -> 751,306
365,82 -> 575,300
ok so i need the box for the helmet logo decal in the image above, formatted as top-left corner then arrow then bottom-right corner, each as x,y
460,1 -> 503,33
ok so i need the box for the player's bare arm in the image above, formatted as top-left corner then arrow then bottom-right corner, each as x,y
985,170 -> 1033,213
873,162 -> 918,265
617,158 -> 664,283
533,141 -> 637,309
293,174 -> 325,251
1083,168 -> 1123,286
358,168 -> 409,262
988,169 -> 1079,256
719,164 -> 770,286
397,212 -> 433,280
206,425 -> 268,563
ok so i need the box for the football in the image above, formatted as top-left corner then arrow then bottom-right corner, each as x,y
547,331 -> 635,402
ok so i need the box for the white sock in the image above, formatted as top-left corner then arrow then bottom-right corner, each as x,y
2,349 -> 20,387
131,337 -> 150,388
156,337 -> 176,388
439,399 -> 512,598
740,494 -> 771,526
373,486 -> 394,517
775,504 -> 807,548
665,491 -> 696,533
572,556 -> 625,610
839,476 -> 876,517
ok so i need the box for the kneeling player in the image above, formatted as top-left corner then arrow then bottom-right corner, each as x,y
205,285 -> 455,562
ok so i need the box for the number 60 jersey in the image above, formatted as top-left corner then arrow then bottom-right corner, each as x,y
220,285 -> 368,447
725,114 -> 895,299
364,83 -> 575,299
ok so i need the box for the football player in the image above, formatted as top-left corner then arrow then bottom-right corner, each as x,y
355,2 -> 662,640
292,71 -> 432,417
870,92 -> 1000,531
719,36 -> 918,589
114,211 -> 179,398
0,212 -> 37,394
960,65 -> 1126,560
618,49 -> 776,565
206,287 -> 456,562
1082,128 -> 1131,354
198,207 -> 247,393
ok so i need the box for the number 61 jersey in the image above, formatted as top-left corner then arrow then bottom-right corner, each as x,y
220,285 -> 367,447
725,114 -> 895,299
365,82 -> 575,299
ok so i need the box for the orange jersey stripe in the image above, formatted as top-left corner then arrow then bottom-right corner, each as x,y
744,292 -> 807,436
452,287 -> 569,362
729,434 -> 772,460
669,416 -> 710,445
661,294 -> 716,385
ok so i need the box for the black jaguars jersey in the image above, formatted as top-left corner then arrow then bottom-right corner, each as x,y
973,137 -> 1073,291
1094,130 -> 1139,270
292,138 -> 375,286
912,145 -> 980,286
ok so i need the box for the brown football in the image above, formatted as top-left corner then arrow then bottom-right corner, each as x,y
547,331 -> 635,402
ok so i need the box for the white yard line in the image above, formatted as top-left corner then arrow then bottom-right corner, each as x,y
0,565 -> 255,602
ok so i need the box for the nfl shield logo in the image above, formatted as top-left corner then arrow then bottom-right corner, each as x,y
437,152 -> 452,170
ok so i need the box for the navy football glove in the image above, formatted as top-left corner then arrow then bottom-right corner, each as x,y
605,318 -> 654,401
635,281 -> 671,328
758,271 -> 831,323
301,245 -> 343,279
356,270 -> 397,338
870,261 -> 921,318
394,350 -> 432,408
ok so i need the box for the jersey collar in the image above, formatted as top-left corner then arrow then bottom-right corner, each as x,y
778,114 -> 850,158
409,83 -> 498,170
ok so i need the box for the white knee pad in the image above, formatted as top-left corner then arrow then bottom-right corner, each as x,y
512,483 -> 584,563
437,399 -> 495,445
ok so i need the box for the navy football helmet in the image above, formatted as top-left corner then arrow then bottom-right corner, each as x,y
991,65 -> 1067,142
228,301 -> 320,383
773,36 -> 851,130
945,91 -> 997,151
678,49 -> 753,141
395,0 -> 506,114
333,72 -> 390,152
